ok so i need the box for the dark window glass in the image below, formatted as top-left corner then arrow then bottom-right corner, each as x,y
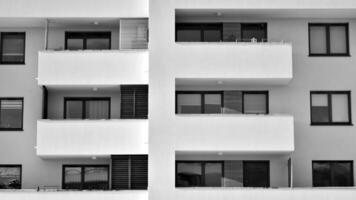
0,98 -> 23,130
64,98 -> 110,119
63,165 -> 109,190
65,32 -> 111,50
313,161 -> 353,187
176,24 -> 222,42
176,162 -> 223,187
310,91 -> 351,125
0,165 -> 21,189
243,161 -> 270,187
0,32 -> 25,64
241,23 -> 267,42
243,92 -> 268,114
309,23 -> 349,56
120,85 -> 148,119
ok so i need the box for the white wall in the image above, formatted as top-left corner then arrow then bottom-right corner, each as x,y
37,119 -> 148,158
38,50 -> 149,86
173,43 -> 292,85
0,0 -> 148,18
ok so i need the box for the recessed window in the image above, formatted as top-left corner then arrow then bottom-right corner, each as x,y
0,165 -> 21,189
313,161 -> 353,187
176,91 -> 268,114
0,98 -> 24,130
64,98 -> 110,119
309,23 -> 349,56
176,161 -> 223,187
63,165 -> 109,190
310,91 -> 351,125
65,32 -> 111,50
0,32 -> 25,64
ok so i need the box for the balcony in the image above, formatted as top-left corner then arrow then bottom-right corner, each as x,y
36,119 -> 148,158
38,50 -> 148,86
0,190 -> 147,200
173,42 -> 292,85
173,114 -> 294,153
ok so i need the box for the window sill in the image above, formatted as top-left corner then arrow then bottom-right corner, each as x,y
310,123 -> 353,126
308,54 -> 351,57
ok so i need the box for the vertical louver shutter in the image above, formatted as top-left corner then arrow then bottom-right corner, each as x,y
131,155 -> 148,189
120,19 -> 148,49
121,85 -> 148,119
111,155 -> 148,190
112,155 -> 130,190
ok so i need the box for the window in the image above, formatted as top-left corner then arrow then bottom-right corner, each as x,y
176,161 -> 223,187
63,165 -> 109,190
111,155 -> 148,190
176,91 -> 268,114
0,165 -> 21,189
309,23 -> 349,56
0,32 -> 25,64
120,85 -> 148,119
65,32 -> 111,50
120,19 -> 148,49
310,91 -> 351,125
313,161 -> 353,187
64,97 -> 110,119
241,23 -> 267,42
243,161 -> 270,187
0,98 -> 24,130
176,23 -> 223,42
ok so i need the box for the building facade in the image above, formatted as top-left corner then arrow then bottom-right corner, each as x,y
0,0 -> 356,199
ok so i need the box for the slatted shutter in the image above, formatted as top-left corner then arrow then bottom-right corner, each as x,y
111,155 -> 148,190
120,85 -> 148,119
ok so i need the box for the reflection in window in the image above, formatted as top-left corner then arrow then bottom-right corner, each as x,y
0,166 -> 21,189
177,94 -> 202,114
0,98 -> 23,130
0,32 -> 25,64
84,167 -> 109,190
65,32 -> 111,50
63,167 -> 82,190
63,165 -> 109,190
65,98 -> 110,119
313,161 -> 353,187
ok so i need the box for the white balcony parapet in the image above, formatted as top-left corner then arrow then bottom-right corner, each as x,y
38,50 -> 148,86
36,119 -> 148,158
173,114 -> 294,153
0,190 -> 147,200
173,42 -> 292,85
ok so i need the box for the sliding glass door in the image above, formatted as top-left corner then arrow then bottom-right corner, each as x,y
64,98 -> 110,119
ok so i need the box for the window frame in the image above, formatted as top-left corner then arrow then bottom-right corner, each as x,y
175,160 -> 224,187
308,23 -> 350,57
312,160 -> 354,187
0,32 -> 26,65
0,97 -> 24,131
175,23 -> 223,42
63,97 -> 111,119
175,90 -> 269,114
0,164 -> 22,189
65,31 -> 111,50
310,91 -> 352,126
62,164 -> 110,190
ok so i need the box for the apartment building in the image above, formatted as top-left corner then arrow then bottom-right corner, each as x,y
0,0 -> 356,199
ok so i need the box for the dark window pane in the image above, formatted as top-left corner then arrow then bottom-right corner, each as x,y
177,30 -> 201,42
63,167 -> 82,190
309,26 -> 327,54
204,163 -> 222,187
1,33 -> 25,63
243,161 -> 270,187
67,39 -> 84,50
243,93 -> 267,114
203,30 -> 221,42
176,163 -> 203,187
85,100 -> 109,119
83,167 -> 109,190
0,166 -> 21,189
204,94 -> 222,113
177,94 -> 202,114
329,26 -> 347,54
313,162 -> 331,186
66,101 -> 83,119
331,162 -> 353,186
86,38 -> 110,50
0,99 -> 23,129
241,24 -> 266,42
311,94 -> 329,123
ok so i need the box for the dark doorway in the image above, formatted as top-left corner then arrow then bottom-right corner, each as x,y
243,161 -> 270,187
